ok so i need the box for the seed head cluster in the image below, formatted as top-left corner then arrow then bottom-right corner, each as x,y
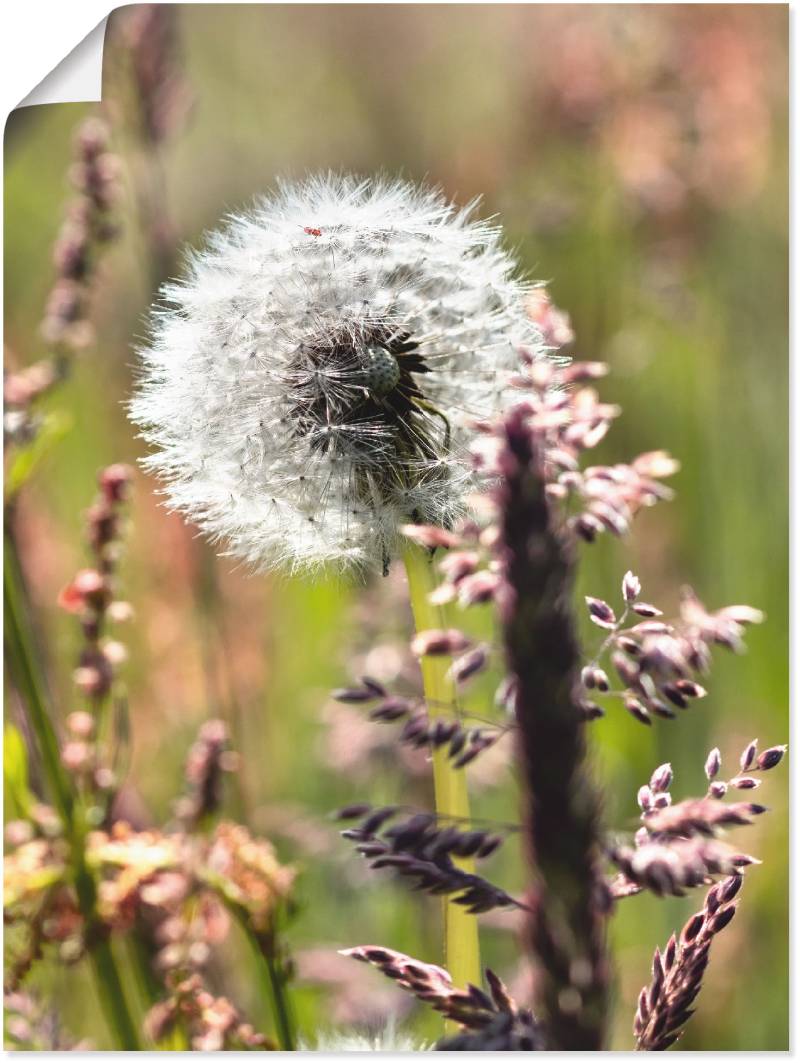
130,174 -> 541,573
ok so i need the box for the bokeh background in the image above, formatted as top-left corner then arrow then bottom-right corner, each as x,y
5,3 -> 788,1050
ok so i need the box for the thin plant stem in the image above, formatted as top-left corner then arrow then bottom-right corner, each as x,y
401,540 -> 481,992
230,906 -> 296,1050
89,937 -> 143,1050
4,529 -> 72,822
4,525 -> 142,1050
263,944 -> 295,1052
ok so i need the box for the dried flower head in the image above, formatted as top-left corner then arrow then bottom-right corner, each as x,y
144,971 -> 268,1051
131,174 -> 541,573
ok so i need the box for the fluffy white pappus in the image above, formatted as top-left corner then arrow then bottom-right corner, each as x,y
130,174 -> 544,574
299,1024 -> 429,1053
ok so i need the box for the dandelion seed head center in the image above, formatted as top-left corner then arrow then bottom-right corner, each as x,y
288,327 -> 440,475
364,345 -> 401,398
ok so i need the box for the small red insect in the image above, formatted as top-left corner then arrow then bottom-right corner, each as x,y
303,226 -> 322,237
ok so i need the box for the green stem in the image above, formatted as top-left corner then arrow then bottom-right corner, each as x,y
263,943 -> 295,1052
402,541 -> 481,991
231,907 -> 296,1050
90,937 -> 142,1050
4,530 -> 72,822
4,525 -> 141,1050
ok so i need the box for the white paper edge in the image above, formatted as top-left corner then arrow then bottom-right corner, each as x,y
15,17 -> 108,109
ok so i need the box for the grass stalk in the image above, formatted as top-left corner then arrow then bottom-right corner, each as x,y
4,530 -> 72,822
89,937 -> 143,1050
497,410 -> 609,1050
4,525 -> 142,1050
401,540 -> 481,992
230,906 -> 296,1050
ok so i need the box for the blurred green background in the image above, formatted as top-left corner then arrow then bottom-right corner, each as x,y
4,3 -> 788,1050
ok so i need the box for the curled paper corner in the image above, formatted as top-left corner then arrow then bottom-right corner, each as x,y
16,18 -> 108,109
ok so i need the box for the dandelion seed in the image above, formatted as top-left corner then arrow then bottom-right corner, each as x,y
130,174 -> 542,572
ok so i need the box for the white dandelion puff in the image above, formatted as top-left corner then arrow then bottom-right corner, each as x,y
130,173 -> 544,573
299,1024 -> 429,1052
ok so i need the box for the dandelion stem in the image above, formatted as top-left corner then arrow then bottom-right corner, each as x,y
4,525 -> 141,1050
402,541 -> 481,995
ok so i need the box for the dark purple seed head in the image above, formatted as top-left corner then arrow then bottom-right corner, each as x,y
757,745 -> 786,771
430,719 -> 458,745
586,596 -> 617,628
334,803 -> 372,820
622,570 -> 641,603
681,912 -> 705,944
625,696 -> 651,725
617,636 -> 643,658
661,684 -> 688,709
575,513 -> 601,541
580,700 -> 605,721
340,828 -> 367,841
730,775 -> 760,790
632,602 -> 663,618
476,835 -> 503,859
400,714 -> 428,741
650,763 -> 673,793
448,731 -> 467,758
719,874 -> 743,902
453,831 -> 486,858
595,668 -> 610,692
452,746 -> 481,768
637,986 -> 650,1022
362,947 -> 393,963
704,747 -> 722,780
356,841 -> 389,858
362,806 -> 400,834
664,934 -> 677,969
361,676 -> 388,697
612,652 -> 638,687
674,680 -> 707,699
740,739 -> 758,772
705,885 -> 721,913
650,700 -> 677,720
369,698 -> 411,722
451,646 -> 489,684
709,905 -> 737,934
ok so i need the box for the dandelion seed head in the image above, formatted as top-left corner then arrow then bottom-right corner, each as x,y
300,1025 -> 428,1052
130,174 -> 543,572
